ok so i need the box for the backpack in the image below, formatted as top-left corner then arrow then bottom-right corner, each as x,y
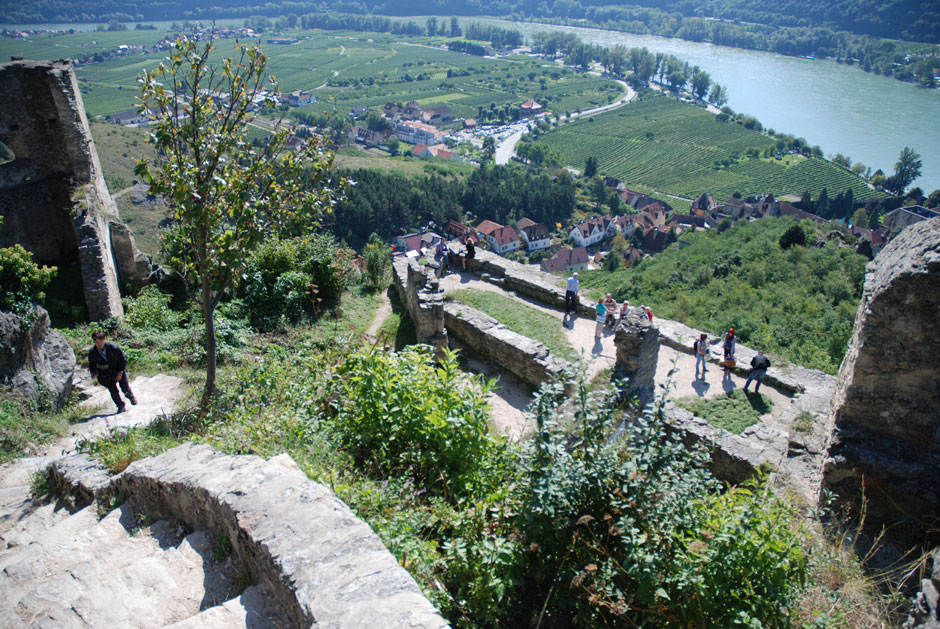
692,340 -> 699,353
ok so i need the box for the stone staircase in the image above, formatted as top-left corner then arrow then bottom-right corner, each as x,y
0,489 -> 288,627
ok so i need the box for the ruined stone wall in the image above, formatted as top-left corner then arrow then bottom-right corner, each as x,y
443,302 -> 570,389
0,60 -> 152,320
613,310 -> 659,406
821,217 -> 940,543
392,257 -> 447,348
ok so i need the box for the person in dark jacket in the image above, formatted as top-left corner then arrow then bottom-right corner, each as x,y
88,330 -> 136,413
743,349 -> 771,393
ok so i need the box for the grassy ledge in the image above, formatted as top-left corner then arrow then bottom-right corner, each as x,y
676,389 -> 772,434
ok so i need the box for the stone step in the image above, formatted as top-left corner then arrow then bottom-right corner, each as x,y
0,502 -> 175,626
0,496 -> 72,561
165,583 -> 291,628
0,500 -> 260,628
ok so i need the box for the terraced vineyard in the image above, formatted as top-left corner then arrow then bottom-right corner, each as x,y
540,92 -> 883,202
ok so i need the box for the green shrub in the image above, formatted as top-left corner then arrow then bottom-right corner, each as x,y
327,346 -> 502,498
123,285 -> 182,331
0,244 -> 56,316
512,375 -> 808,626
241,234 -> 356,330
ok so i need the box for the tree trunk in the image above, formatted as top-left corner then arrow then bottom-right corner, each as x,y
201,277 -> 217,412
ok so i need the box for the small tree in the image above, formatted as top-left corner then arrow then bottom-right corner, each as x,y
584,155 -> 598,178
779,223 -> 806,249
363,239 -> 392,289
135,37 -> 341,410
893,146 -> 922,193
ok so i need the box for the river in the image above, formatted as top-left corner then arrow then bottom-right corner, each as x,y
478,18 -> 940,192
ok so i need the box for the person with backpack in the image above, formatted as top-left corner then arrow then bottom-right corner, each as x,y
693,333 -> 710,379
744,349 -> 771,393
722,328 -> 736,374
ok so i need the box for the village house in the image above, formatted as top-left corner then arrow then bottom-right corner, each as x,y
882,205 -> 940,231
691,192 -> 718,217
393,120 -> 442,145
569,215 -> 618,248
107,109 -> 150,126
517,218 -> 552,252
486,225 -> 521,255
444,220 -> 481,245
288,90 -> 314,107
413,143 -> 455,159
520,98 -> 543,117
541,246 -> 589,273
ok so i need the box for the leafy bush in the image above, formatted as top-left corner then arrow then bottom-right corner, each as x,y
241,234 -> 356,330
123,285 -> 182,332
0,244 -> 56,316
327,346 -> 502,498
512,376 -> 809,626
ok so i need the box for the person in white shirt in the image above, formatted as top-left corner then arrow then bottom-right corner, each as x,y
565,272 -> 579,314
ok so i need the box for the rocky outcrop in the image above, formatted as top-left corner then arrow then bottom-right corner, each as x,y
0,305 -> 74,409
0,59 -> 153,320
444,302 -> 571,389
821,217 -> 940,544
392,257 -> 447,348
613,310 -> 659,406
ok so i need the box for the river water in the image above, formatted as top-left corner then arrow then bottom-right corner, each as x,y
479,18 -> 940,192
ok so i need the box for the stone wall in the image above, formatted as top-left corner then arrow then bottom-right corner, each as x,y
0,60 -> 154,320
392,257 -> 447,348
460,247 -> 595,314
443,302 -> 570,389
613,310 -> 659,406
47,444 -> 449,628
821,217 -> 940,544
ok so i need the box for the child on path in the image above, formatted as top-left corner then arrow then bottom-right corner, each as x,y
88,330 -> 137,414
604,293 -> 618,327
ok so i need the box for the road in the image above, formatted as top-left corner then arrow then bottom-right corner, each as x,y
495,79 -> 636,165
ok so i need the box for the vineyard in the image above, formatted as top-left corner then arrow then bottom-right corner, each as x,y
540,92 -> 883,202
0,29 -> 620,119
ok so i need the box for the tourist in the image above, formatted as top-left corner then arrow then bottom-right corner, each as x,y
604,293 -> 618,327
464,239 -> 476,270
595,298 -> 606,340
744,350 -> 771,393
88,330 -> 136,414
565,272 -> 579,314
619,300 -> 631,321
723,328 -> 736,371
435,240 -> 449,274
694,333 -> 710,378
642,305 -> 653,322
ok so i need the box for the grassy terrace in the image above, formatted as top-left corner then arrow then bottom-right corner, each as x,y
447,288 -> 577,362
676,389 -> 773,434
540,90 -> 883,202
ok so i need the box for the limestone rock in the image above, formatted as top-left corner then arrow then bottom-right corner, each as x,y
0,305 -> 74,409
822,217 -> 940,544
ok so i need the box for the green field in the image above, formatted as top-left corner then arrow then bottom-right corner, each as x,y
540,91 -> 882,202
0,29 -> 621,118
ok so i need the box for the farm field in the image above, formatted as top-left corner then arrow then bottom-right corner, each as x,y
539,91 -> 883,203
0,28 -> 622,119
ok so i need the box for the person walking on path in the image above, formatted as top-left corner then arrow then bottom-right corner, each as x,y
88,330 -> 136,414
744,350 -> 771,393
565,272 -> 579,314
694,333 -> 710,379
594,298 -> 607,340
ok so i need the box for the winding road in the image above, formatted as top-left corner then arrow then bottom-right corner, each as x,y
495,78 -> 636,165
